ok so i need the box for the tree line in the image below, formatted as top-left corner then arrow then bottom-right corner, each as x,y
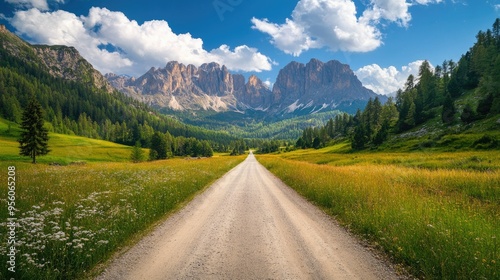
0,46 -> 236,153
296,18 -> 500,150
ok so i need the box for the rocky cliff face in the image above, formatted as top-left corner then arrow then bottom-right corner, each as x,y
272,59 -> 381,114
107,58 -> 383,116
0,26 -> 114,93
233,74 -> 274,110
107,61 -> 273,112
34,45 -> 114,93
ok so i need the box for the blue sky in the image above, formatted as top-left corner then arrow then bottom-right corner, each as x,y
1,0 -> 499,95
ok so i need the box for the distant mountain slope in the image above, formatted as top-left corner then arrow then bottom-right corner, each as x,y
271,59 -> 384,115
107,58 -> 385,117
0,24 -> 113,93
0,25 -> 235,147
106,61 -> 274,112
295,18 -> 500,151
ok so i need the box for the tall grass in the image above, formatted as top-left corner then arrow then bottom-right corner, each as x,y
257,155 -> 499,279
0,156 -> 244,279
281,144 -> 500,171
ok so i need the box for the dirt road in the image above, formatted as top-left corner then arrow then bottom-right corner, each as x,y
98,153 -> 400,279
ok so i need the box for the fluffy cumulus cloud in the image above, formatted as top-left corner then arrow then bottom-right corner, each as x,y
252,0 -> 441,55
361,0 -> 411,27
10,7 -> 272,76
355,60 -> 429,96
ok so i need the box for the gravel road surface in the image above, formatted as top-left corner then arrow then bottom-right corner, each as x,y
98,153 -> 400,279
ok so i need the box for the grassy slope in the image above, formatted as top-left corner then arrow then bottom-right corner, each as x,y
0,118 -> 245,279
0,118 -> 136,164
257,145 -> 499,279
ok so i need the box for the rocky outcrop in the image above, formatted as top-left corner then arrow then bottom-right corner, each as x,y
271,59 -> 382,114
107,58 -> 384,115
234,75 -> 273,110
33,45 -> 114,93
0,26 -> 114,93
107,61 -> 272,112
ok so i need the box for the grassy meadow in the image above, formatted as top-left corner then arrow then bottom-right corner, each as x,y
257,146 -> 499,279
0,118 -> 245,279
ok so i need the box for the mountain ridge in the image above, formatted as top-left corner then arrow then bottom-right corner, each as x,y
107,58 -> 385,117
0,25 -> 114,93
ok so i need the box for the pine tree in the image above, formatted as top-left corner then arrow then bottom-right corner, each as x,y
200,140 -> 214,157
130,141 -> 145,163
351,124 -> 367,150
373,120 -> 389,146
18,96 -> 50,163
150,131 -> 167,160
460,103 -> 477,124
441,94 -> 456,124
404,101 -> 416,128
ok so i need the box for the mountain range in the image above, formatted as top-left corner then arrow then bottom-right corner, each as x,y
1,24 -> 384,139
106,58 -> 383,117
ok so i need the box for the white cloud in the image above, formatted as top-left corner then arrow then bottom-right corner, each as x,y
5,0 -> 64,11
252,0 -> 442,55
413,0 -> 443,5
10,7 -> 272,76
252,0 -> 381,56
355,60 -> 427,95
263,78 -> 273,89
362,0 -> 411,27
208,45 -> 272,72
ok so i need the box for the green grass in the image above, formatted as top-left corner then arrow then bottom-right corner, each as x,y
0,118 -> 246,279
283,142 -> 500,171
257,148 -> 499,279
0,118 -> 139,164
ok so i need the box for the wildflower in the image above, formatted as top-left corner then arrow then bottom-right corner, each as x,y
97,240 -> 109,245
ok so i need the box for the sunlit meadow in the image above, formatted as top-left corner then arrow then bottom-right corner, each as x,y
257,152 -> 499,279
0,156 -> 244,279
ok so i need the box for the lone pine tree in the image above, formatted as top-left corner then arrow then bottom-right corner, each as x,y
18,96 -> 50,163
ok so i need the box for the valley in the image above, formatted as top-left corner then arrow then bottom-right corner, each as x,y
0,12 -> 499,280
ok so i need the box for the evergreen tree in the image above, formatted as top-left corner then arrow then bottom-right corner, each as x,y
18,96 -> 50,163
373,120 -> 389,146
441,94 -> 456,124
460,103 -> 477,124
150,131 -> 167,160
130,141 -> 145,163
351,124 -> 367,150
200,140 -> 214,157
230,139 -> 246,155
381,97 -> 399,127
404,101 -> 416,128
476,93 -> 493,117
312,137 -> 321,149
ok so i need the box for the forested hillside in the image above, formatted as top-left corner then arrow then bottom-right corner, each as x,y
0,31 -> 236,154
297,19 -> 500,151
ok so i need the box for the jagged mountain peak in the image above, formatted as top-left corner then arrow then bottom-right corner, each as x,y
107,62 -> 271,112
272,58 -> 384,115
106,58 -> 385,115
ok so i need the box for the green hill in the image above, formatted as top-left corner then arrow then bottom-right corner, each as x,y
0,26 -> 235,153
0,118 -> 138,164
294,18 -> 500,153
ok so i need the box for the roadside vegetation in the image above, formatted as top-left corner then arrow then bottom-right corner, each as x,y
296,19 -> 500,152
257,146 -> 499,279
0,118 -> 245,279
